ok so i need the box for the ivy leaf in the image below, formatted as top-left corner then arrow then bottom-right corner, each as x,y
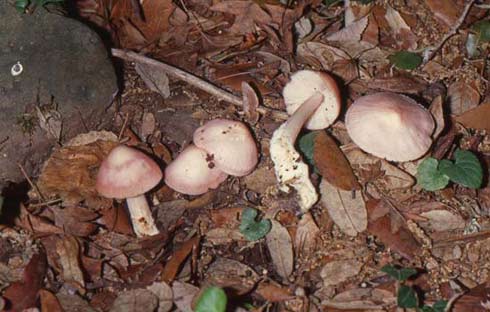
15,0 -> 30,12
195,287 -> 227,312
473,20 -> 490,43
239,208 -> 271,241
416,158 -> 450,191
397,285 -> 418,308
389,51 -> 422,70
432,300 -> 448,312
298,131 -> 318,168
381,265 -> 417,281
439,149 -> 482,189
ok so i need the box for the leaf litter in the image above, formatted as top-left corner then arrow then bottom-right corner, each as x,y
3,0 -> 490,311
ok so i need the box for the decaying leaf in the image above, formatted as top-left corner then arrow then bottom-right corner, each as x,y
56,235 -> 85,293
256,280 -> 295,302
266,220 -> 294,280
320,259 -> 363,287
241,81 -> 260,125
135,64 -> 171,99
36,106 -> 63,142
39,289 -> 63,312
322,287 -> 396,309
384,5 -> 417,50
447,80 -> 480,115
429,95 -> 445,139
52,206 -> 99,237
455,102 -> 490,132
146,282 -> 173,312
140,112 -> 157,140
172,281 -> 199,312
162,236 -> 199,283
205,257 -> 259,295
327,16 -> 368,43
319,179 -> 367,237
110,289 -> 159,312
425,0 -> 460,27
56,292 -> 96,312
295,213 -> 320,257
419,210 -> 466,232
313,131 -> 359,191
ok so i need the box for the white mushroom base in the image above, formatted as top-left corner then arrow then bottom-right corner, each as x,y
126,195 -> 159,237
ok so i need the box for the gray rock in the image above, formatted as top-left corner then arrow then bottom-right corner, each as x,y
0,1 -> 117,187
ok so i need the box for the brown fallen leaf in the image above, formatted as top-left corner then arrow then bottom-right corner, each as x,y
15,204 -> 64,235
56,293 -> 96,312
99,205 -> 134,235
295,212 -> 320,257
419,210 -> 466,232
425,0 -> 461,28
146,281 -> 173,312
110,289 -> 158,312
314,131 -> 360,191
3,253 -> 47,312
429,95 -> 445,139
322,287 -> 396,310
205,257 -> 259,295
452,281 -> 490,312
135,64 -> 170,99
320,259 -> 363,287
52,206 -> 99,237
366,199 -> 421,260
447,80 -> 480,115
256,280 -> 295,302
172,281 -> 199,312
39,289 -> 63,312
162,235 -> 199,283
56,235 -> 85,294
319,179 -> 367,237
266,220 -> 294,281
384,5 -> 418,50
367,75 -> 427,94
455,102 -> 490,132
242,81 -> 260,125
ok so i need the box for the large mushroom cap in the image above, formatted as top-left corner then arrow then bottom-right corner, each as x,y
164,145 -> 228,195
345,92 -> 434,162
193,119 -> 258,176
96,145 -> 163,199
283,70 -> 341,130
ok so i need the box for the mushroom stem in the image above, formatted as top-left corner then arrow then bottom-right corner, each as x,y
281,92 -> 324,140
126,196 -> 159,237
270,92 -> 324,212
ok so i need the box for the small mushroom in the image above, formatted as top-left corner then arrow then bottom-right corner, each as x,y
164,144 -> 228,195
270,70 -> 341,212
345,92 -> 435,162
193,119 -> 258,176
96,145 -> 161,237
283,70 -> 341,130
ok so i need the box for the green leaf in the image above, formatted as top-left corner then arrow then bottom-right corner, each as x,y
389,51 -> 423,70
421,306 -> 435,312
352,0 -> 375,3
439,149 -> 482,189
432,300 -> 448,312
381,265 -> 417,281
298,131 -> 317,167
195,287 -> 227,312
416,158 -> 450,191
239,208 -> 271,241
473,20 -> 490,43
397,285 -> 418,308
15,0 -> 29,12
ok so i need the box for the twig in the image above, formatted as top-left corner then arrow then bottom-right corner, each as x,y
118,112 -> 130,141
17,163 -> 45,201
424,0 -> 476,64
111,49 -> 289,121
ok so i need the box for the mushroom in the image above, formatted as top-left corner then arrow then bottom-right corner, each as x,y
270,70 -> 341,212
96,145 -> 161,237
283,70 -> 342,130
164,144 -> 228,195
193,119 -> 258,176
345,92 -> 434,162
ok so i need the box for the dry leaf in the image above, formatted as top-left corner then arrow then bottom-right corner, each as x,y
366,199 -> 421,260
3,253 -> 47,312
429,95 -> 445,139
322,287 -> 395,309
56,293 -> 96,312
162,236 -> 199,283
243,166 -> 277,194
266,220 -> 294,280
320,259 -> 363,287
140,112 -> 157,140
319,179 -> 367,236
455,102 -> 490,132
425,0 -> 460,27
447,80 -> 480,115
39,289 -> 63,312
327,16 -> 368,43
52,206 -> 99,237
210,1 -> 271,35
295,213 -> 320,257
172,281 -> 199,312
205,257 -> 259,295
384,5 -> 417,50
419,210 -> 465,232
146,282 -> 173,312
367,75 -> 426,94
205,228 -> 245,245
36,106 -> 62,141
313,131 -> 359,191
66,130 -> 118,146
56,235 -> 85,293
241,81 -> 260,125
256,280 -> 295,302
110,289 -> 158,312
135,64 -> 170,99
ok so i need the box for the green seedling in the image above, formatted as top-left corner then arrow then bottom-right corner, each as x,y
381,265 -> 447,311
239,208 -> 271,241
388,51 -> 423,70
195,286 -> 227,312
416,149 -> 483,191
473,20 -> 490,43
14,0 -> 64,13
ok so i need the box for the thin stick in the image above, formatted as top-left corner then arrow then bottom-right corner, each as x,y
111,49 -> 288,121
17,163 -> 45,201
424,0 -> 476,63
118,112 -> 130,141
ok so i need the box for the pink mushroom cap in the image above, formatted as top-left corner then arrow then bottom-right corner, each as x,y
193,119 -> 258,177
345,92 -> 435,162
96,145 -> 163,199
164,145 -> 228,195
283,70 -> 341,130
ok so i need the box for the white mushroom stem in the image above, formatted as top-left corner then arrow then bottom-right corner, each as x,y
126,196 -> 159,237
270,92 -> 324,212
